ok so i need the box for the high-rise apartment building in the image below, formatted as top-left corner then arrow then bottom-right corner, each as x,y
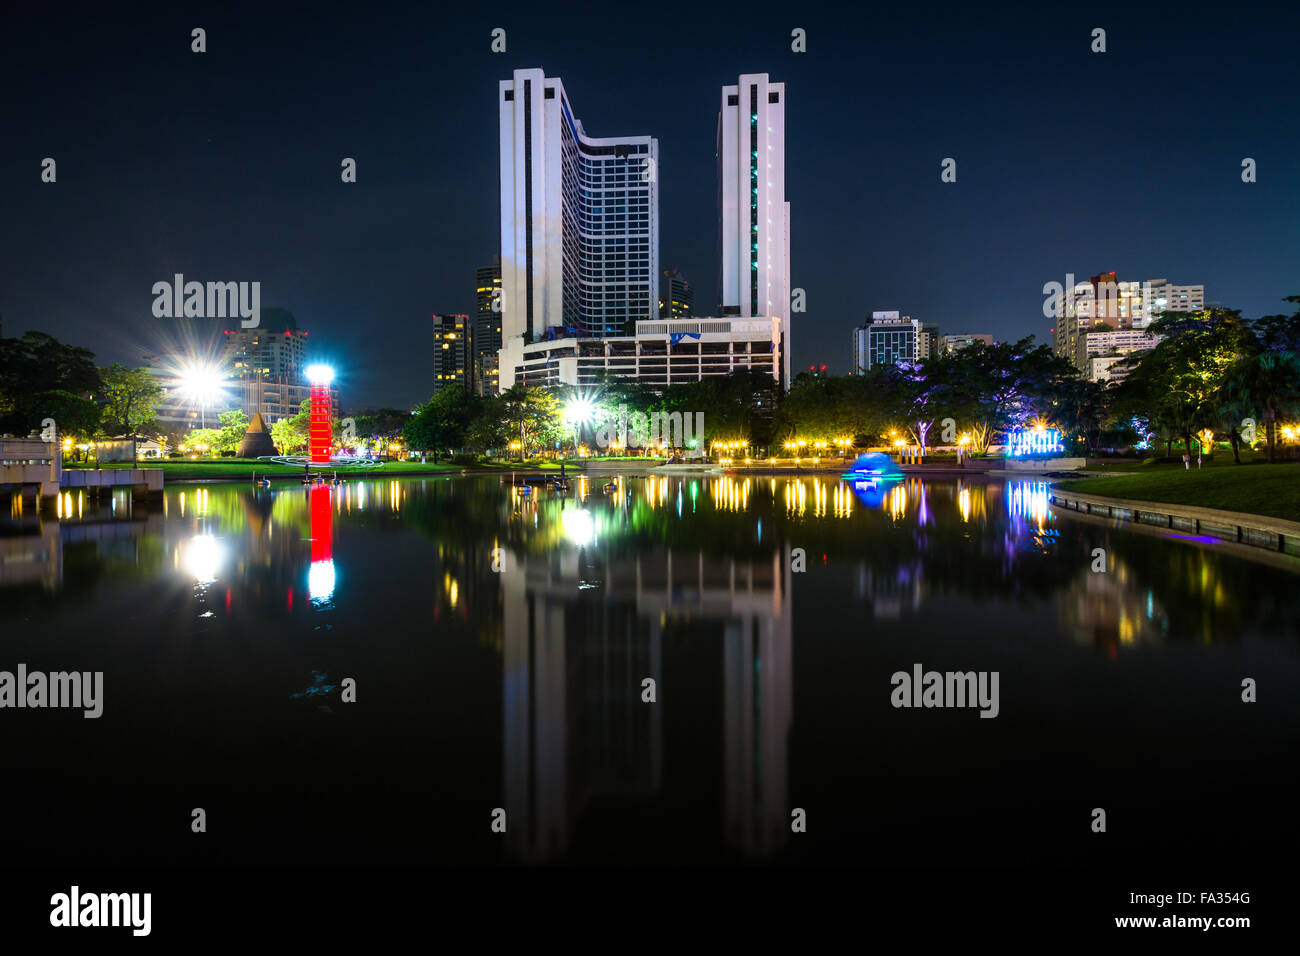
498,67 -> 658,346
475,259 -> 502,395
433,313 -> 470,392
1051,272 -> 1203,369
718,73 -> 790,385
221,309 -> 314,423
659,268 -> 694,320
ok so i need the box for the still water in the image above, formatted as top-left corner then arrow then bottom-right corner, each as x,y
2,475 -> 1297,868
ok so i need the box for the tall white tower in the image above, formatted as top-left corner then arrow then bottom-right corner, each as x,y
718,73 -> 789,386
498,67 -> 659,353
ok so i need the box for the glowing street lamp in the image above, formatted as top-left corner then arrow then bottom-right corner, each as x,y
178,363 -> 228,429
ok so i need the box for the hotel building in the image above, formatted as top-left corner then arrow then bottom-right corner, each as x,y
496,70 -> 791,393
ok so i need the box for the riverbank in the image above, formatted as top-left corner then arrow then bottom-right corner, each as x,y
1056,462 -> 1300,523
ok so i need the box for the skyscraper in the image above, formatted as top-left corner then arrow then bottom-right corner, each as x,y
718,73 -> 790,384
475,258 -> 502,395
659,268 -> 694,320
221,308 -> 314,423
432,313 -> 469,392
498,67 -> 659,347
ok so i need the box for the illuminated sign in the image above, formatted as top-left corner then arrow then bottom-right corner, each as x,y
1006,428 -> 1064,457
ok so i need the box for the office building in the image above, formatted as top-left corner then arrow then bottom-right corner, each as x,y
498,67 -> 658,346
852,312 -> 934,371
718,73 -> 790,385
659,268 -> 694,320
433,313 -> 470,392
475,259 -> 502,395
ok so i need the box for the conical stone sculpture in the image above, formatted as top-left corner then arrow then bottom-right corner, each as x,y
237,412 -> 278,458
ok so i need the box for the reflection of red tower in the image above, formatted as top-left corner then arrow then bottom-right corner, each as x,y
309,385 -> 332,464
310,484 -> 333,563
308,484 -> 335,604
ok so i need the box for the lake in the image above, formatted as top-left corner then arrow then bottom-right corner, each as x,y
2,474 -> 1297,869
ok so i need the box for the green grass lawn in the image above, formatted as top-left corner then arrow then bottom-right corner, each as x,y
1080,454 -> 1271,474
1056,462 -> 1300,523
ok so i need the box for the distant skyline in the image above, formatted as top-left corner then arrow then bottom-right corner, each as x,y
4,2 -> 1298,408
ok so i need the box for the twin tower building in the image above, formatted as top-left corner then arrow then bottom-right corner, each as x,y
496,69 -> 791,392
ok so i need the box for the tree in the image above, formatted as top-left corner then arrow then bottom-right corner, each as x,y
495,385 -> 564,456
30,389 -> 101,440
0,331 -> 100,435
405,387 -> 482,460
271,416 -> 306,454
1221,350 -> 1300,462
99,364 -> 162,437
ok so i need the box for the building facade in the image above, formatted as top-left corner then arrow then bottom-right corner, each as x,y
1052,273 -> 1203,370
659,268 -> 694,320
938,332 -> 993,354
475,259 -> 502,395
498,67 -> 659,346
433,313 -> 470,392
499,316 -> 782,391
1078,328 -> 1162,382
221,312 -> 313,423
852,312 -> 934,371
718,73 -> 790,385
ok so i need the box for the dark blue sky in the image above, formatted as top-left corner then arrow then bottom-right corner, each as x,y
4,1 -> 1298,408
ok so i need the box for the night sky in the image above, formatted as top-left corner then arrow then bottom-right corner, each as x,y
4,2 -> 1298,408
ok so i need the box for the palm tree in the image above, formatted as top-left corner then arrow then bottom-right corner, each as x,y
1222,351 -> 1300,462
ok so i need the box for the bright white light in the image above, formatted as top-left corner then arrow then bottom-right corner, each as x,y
184,534 -> 225,584
305,364 -> 335,386
564,396 -> 595,427
562,508 -> 595,547
179,364 -> 227,406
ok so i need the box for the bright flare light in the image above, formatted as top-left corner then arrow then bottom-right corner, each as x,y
305,364 -> 335,386
178,364 -> 227,406
564,396 -> 595,427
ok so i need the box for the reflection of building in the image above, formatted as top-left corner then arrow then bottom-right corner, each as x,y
501,545 -> 792,861
1058,560 -> 1167,657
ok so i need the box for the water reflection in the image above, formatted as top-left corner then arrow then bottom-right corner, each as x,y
2,473 -> 1298,865
500,544 -> 792,861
